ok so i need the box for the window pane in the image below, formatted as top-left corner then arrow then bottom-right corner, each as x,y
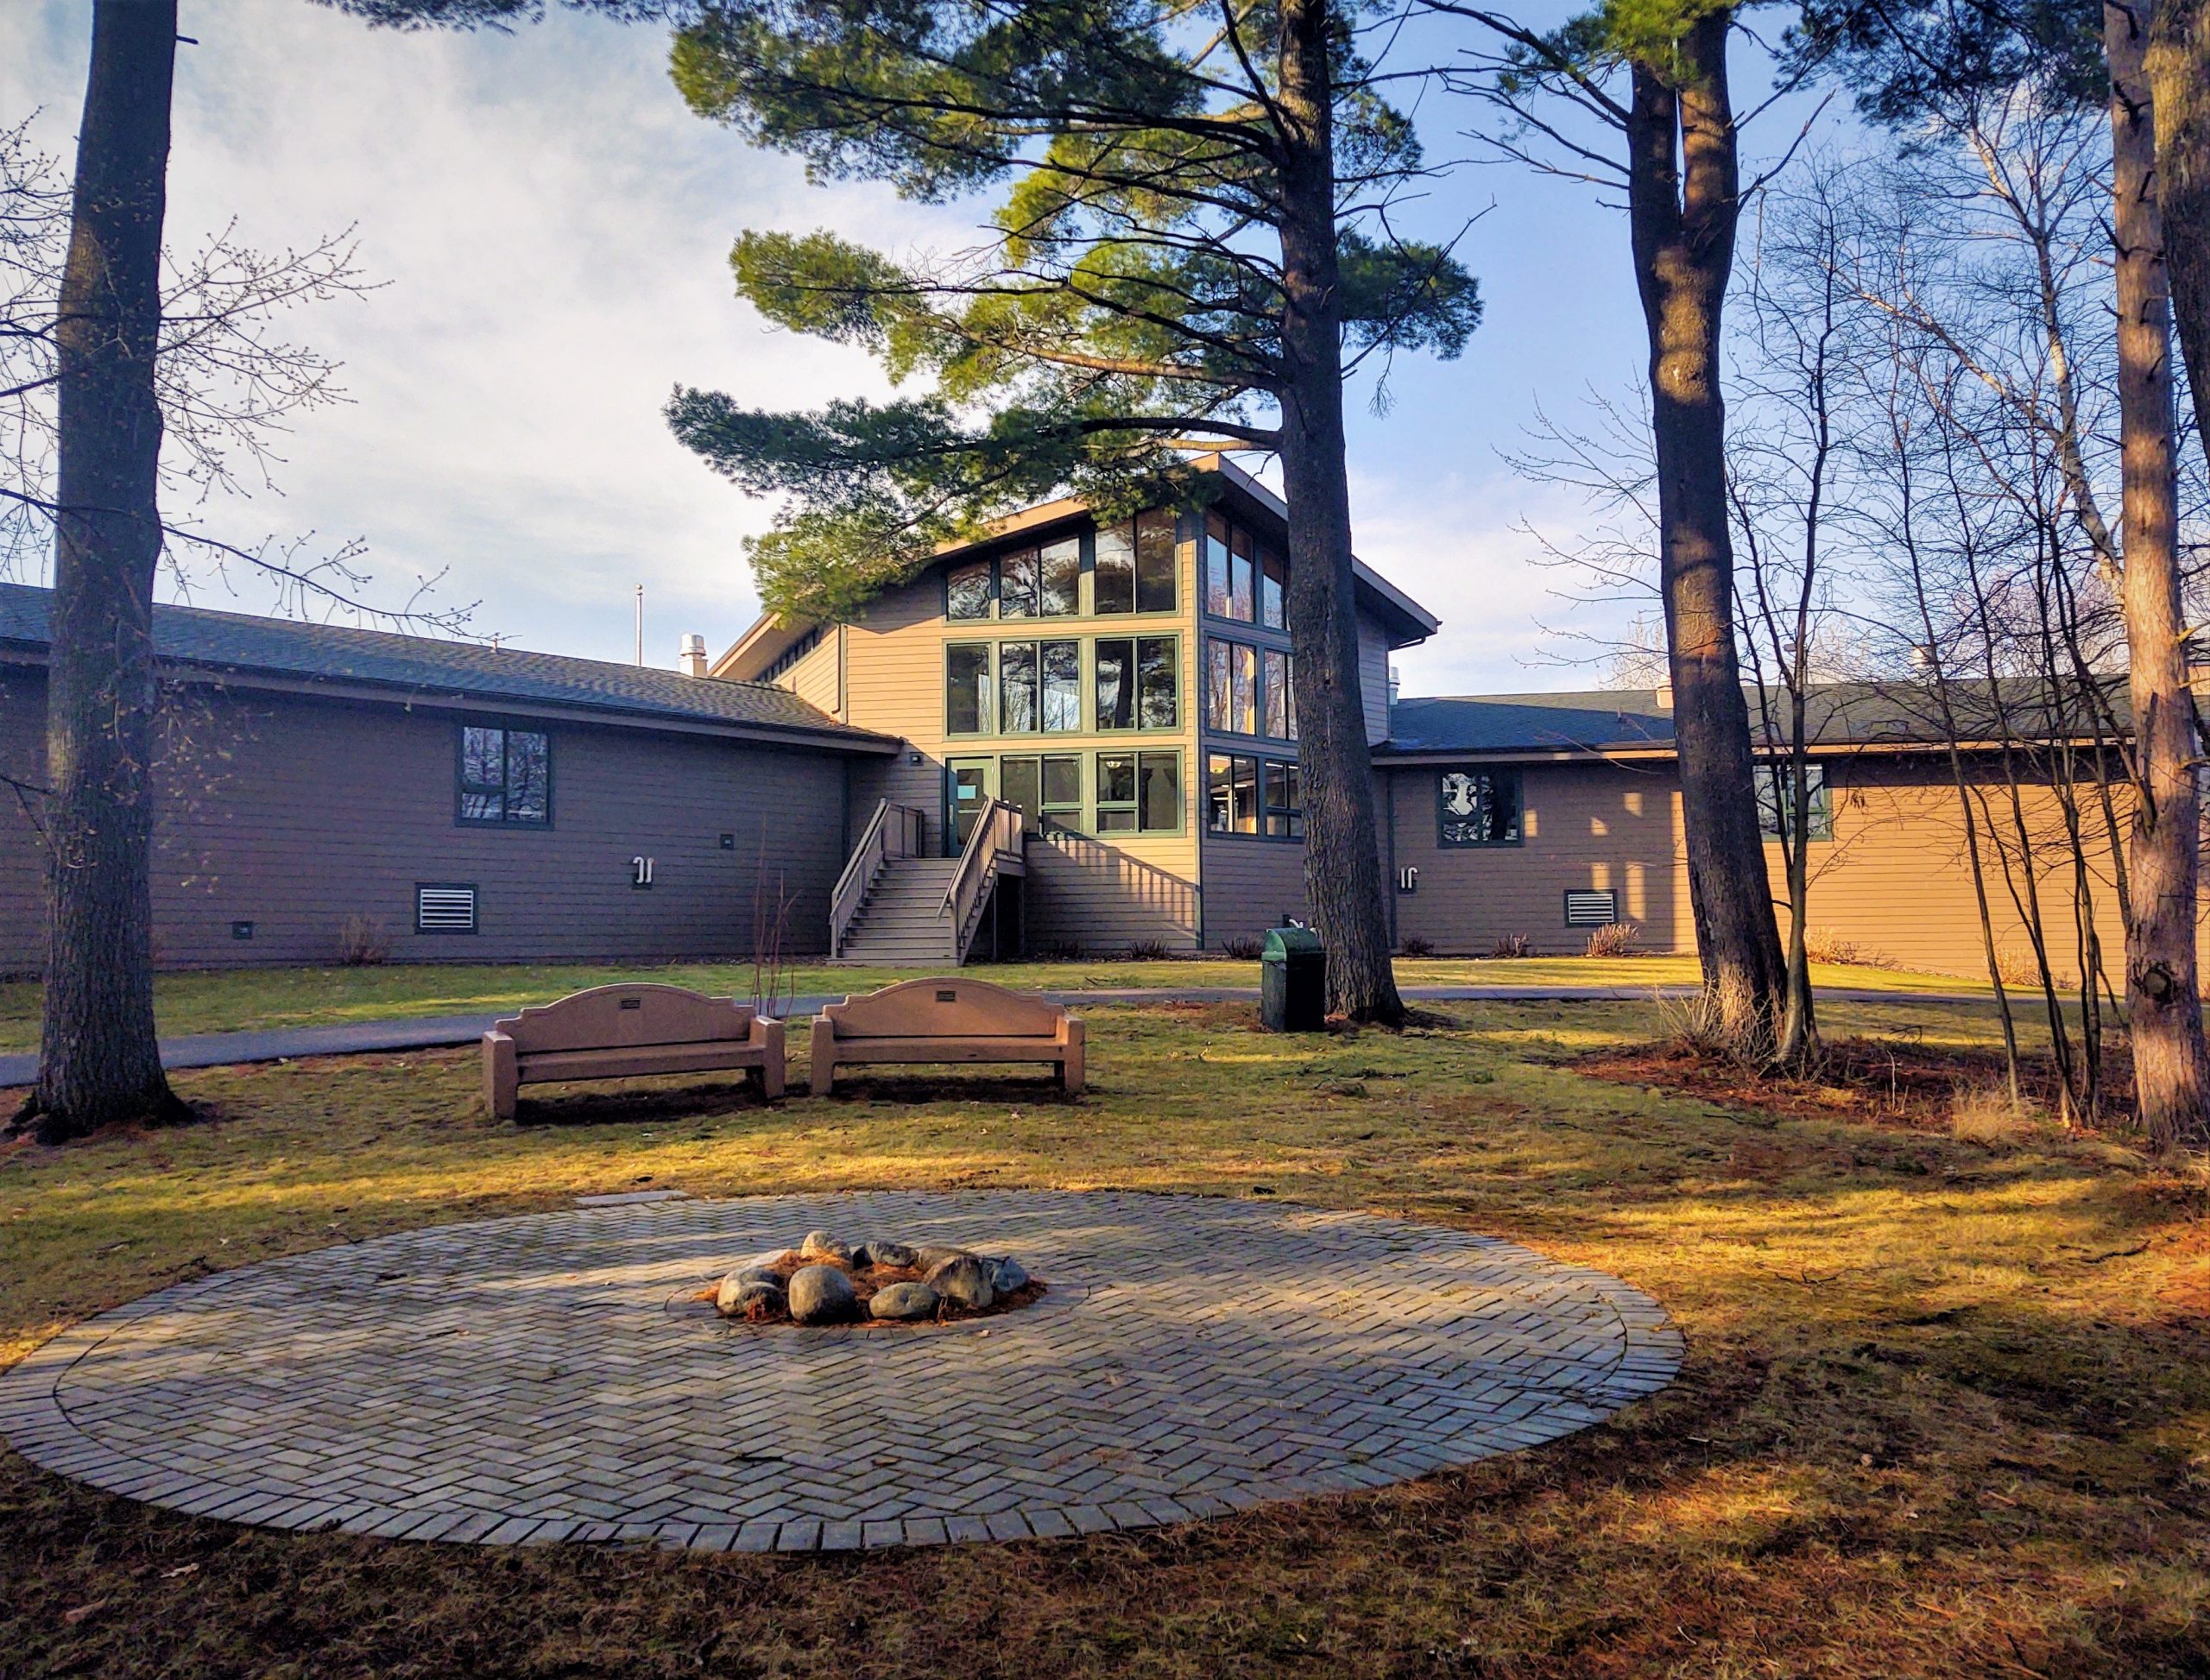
1041,640 -> 1081,730
947,644 -> 990,734
463,725 -> 503,789
1232,642 -> 1256,735
1135,509 -> 1177,611
459,792 -> 503,823
1205,639 -> 1232,732
1042,754 -> 1081,811
1039,536 -> 1081,616
1440,769 -> 1521,845
506,731 -> 550,823
1098,753 -> 1136,806
1228,525 -> 1255,622
1758,764 -> 1831,841
1001,755 -> 1041,818
1095,638 -> 1133,729
999,547 -> 1039,618
1262,650 -> 1289,740
1206,753 -> 1231,832
946,559 -> 994,620
1285,654 -> 1297,740
1260,545 -> 1285,629
1139,752 -> 1180,831
1233,755 -> 1259,832
1094,523 -> 1135,615
1138,637 -> 1178,729
999,641 -> 1039,732
1265,760 -> 1293,837
1204,512 -> 1232,616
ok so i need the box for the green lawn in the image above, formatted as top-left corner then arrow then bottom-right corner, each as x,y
0,995 -> 2201,1677
0,954 -> 1987,1054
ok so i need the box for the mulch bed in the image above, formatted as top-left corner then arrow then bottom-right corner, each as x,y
692,1252 -> 1048,1329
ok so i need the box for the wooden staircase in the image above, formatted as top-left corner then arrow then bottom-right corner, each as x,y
830,799 -> 1026,966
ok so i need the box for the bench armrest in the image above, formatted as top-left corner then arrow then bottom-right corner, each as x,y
483,1030 -> 518,1120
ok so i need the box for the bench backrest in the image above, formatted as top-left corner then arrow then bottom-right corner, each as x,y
824,976 -> 1065,1041
496,984 -> 755,1054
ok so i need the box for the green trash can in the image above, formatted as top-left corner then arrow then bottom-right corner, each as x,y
1260,926 -> 1327,1033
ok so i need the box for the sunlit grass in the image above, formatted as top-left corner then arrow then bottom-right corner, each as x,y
3,995 -> 2201,1677
0,954 -> 1986,1053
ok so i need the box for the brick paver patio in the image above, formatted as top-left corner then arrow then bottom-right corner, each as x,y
0,1191 -> 1681,1551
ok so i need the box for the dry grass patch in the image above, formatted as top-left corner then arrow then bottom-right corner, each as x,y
0,999 -> 2206,1677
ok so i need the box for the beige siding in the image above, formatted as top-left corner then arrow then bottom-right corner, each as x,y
785,631 -> 843,718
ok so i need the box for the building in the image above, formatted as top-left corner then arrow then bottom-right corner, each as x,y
0,460 -> 2138,978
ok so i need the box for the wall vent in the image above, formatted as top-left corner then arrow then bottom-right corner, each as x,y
1563,889 -> 1619,927
416,883 -> 478,934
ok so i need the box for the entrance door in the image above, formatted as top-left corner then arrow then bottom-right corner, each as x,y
945,757 -> 994,856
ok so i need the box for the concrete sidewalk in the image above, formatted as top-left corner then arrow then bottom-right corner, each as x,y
0,981 -> 1994,1089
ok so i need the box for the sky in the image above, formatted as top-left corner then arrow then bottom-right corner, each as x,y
1,1 -> 1822,696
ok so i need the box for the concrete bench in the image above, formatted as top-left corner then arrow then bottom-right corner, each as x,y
483,983 -> 785,1119
809,977 -> 1083,1095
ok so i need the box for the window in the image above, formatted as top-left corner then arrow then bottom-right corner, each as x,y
999,546 -> 1040,618
1094,521 -> 1136,615
1207,753 -> 1260,834
1041,639 -> 1081,731
1228,525 -> 1256,621
1438,768 -> 1522,846
1136,635 -> 1178,729
1135,509 -> 1177,611
1205,637 -> 1260,735
1001,754 -> 1083,831
458,725 -> 550,825
1039,536 -> 1080,616
947,643 -> 991,735
1265,760 -> 1304,838
1203,512 -> 1233,616
946,559 -> 994,620
1096,750 -> 1182,833
999,641 -> 1039,732
1756,763 -> 1833,841
1262,648 -> 1292,741
1260,545 -> 1286,629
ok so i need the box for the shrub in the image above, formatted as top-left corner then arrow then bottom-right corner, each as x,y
1219,934 -> 1265,961
1040,938 -> 1084,961
1489,933 -> 1534,959
1398,934 -> 1436,958
1949,1083 -> 2039,1146
1802,930 -> 1900,970
335,914 -> 391,966
1127,938 -> 1176,962
1584,921 -> 1641,958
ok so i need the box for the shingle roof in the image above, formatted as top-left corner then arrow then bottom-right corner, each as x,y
0,583 -> 895,750
1379,681 -> 2131,758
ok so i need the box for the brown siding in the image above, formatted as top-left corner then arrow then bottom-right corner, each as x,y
1199,830 -> 1310,950
0,666 -> 850,971
0,666 -> 43,976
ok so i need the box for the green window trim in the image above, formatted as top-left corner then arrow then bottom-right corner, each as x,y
1095,748 -> 1184,835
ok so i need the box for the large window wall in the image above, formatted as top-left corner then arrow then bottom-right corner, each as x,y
946,635 -> 1179,737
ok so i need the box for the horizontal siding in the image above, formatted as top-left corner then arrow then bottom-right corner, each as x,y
1200,830 -> 1310,950
1359,616 -> 1391,745
0,670 -> 849,970
0,669 -> 43,976
786,632 -> 842,717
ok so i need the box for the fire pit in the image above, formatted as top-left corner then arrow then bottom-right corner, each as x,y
710,1229 -> 1045,1328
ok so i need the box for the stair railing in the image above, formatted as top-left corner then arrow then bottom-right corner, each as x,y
939,797 -> 1026,960
830,799 -> 924,957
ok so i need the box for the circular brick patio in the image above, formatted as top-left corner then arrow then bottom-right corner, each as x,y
0,1191 -> 1681,1551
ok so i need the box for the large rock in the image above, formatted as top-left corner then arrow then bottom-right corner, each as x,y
799,1230 -> 851,1266
716,1273 -> 785,1317
925,1254 -> 995,1311
914,1245 -> 972,1275
854,1239 -> 918,1270
989,1258 -> 1030,1295
868,1281 -> 939,1321
786,1264 -> 859,1324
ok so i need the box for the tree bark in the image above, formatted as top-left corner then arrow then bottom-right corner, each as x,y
2106,0 -> 2210,1149
24,0 -> 185,1142
1624,11 -> 1787,1056
1275,0 -> 1405,1026
2150,0 -> 2210,468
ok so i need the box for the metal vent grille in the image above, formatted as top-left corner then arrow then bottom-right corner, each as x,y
1563,889 -> 1619,927
416,883 -> 477,934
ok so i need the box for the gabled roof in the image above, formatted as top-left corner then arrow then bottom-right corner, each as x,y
714,456 -> 1441,680
0,583 -> 896,752
1377,680 -> 2132,761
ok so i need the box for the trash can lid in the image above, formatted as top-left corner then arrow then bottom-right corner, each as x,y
1261,925 -> 1323,961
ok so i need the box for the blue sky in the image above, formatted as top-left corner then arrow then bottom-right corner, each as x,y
3,2 -> 1832,694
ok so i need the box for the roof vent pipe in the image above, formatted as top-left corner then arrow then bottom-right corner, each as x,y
1654,681 -> 1673,711
679,633 -> 709,679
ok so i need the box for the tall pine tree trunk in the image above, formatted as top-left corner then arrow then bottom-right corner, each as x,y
2106,0 -> 2210,1149
24,0 -> 185,1143
1275,0 -> 1405,1026
2150,0 -> 2210,468
1624,12 -> 1787,1056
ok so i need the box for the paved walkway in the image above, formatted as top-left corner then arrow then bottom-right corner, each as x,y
0,1191 -> 1681,1551
0,981 -> 1991,1087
